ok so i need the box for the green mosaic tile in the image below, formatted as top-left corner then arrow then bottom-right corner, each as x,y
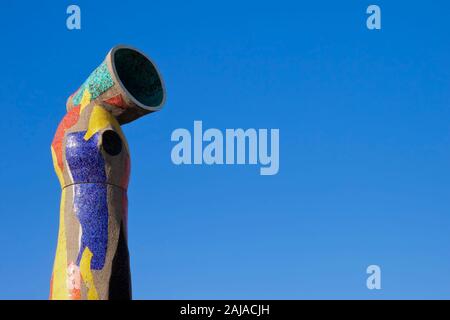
72,62 -> 114,106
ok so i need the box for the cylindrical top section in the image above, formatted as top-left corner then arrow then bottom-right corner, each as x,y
66,45 -> 166,124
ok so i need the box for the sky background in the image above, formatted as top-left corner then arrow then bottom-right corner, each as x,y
0,0 -> 449,299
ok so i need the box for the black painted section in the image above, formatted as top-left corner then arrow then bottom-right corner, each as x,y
109,222 -> 132,300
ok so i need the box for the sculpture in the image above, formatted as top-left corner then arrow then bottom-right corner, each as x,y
49,45 -> 165,300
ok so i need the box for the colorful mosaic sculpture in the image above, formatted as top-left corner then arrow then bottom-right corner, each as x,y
49,45 -> 165,300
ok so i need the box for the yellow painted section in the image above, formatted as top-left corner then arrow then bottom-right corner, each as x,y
79,89 -> 92,114
51,146 -> 64,187
84,105 -> 129,151
79,247 -> 99,300
51,188 -> 69,300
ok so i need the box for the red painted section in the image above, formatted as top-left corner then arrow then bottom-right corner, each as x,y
121,154 -> 131,190
51,106 -> 81,172
104,94 -> 126,108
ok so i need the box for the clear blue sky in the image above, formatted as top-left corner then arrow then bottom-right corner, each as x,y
0,0 -> 449,299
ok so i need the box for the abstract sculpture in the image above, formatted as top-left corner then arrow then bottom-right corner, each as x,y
49,45 -> 165,300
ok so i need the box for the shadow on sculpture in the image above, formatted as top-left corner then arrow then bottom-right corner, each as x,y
49,45 -> 165,300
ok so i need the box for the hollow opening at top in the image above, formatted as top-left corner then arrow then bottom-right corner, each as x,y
113,48 -> 164,108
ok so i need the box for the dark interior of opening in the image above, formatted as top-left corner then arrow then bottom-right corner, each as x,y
114,48 -> 164,107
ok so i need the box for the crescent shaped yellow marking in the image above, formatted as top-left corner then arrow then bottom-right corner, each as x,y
79,247 -> 99,300
83,105 -> 129,152
51,188 -> 69,300
79,89 -> 92,114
